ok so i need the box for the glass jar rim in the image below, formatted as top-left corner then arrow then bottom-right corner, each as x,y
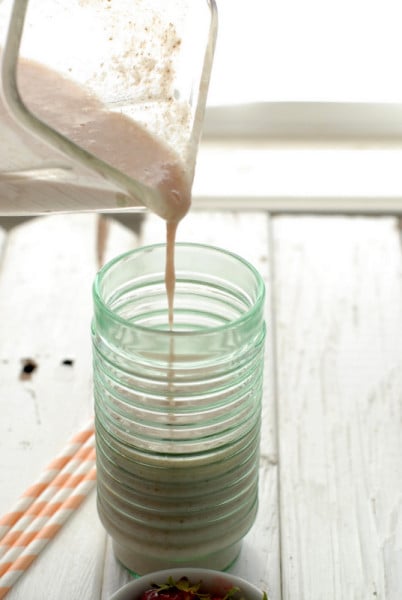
93,242 -> 265,337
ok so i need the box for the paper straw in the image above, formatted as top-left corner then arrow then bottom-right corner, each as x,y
0,466 -> 96,599
0,435 -> 95,558
0,420 -> 96,598
0,456 -> 96,573
0,419 -> 94,543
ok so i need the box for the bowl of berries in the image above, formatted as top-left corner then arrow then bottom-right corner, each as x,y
109,568 -> 267,600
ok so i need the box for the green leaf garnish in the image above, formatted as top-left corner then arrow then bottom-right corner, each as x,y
149,577 -> 268,600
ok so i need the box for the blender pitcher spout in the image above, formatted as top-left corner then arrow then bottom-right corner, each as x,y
0,0 -> 217,217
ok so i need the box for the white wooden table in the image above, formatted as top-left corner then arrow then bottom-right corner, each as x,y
0,211 -> 401,599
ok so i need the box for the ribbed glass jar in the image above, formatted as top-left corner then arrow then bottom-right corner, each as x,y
92,243 -> 266,574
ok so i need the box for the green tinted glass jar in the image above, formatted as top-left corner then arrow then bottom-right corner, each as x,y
92,243 -> 266,574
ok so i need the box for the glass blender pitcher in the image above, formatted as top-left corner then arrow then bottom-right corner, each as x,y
0,0 -> 217,218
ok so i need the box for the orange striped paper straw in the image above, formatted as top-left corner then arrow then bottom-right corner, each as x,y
0,433 -> 95,558
0,419 -> 94,543
0,466 -> 97,599
0,453 -> 96,574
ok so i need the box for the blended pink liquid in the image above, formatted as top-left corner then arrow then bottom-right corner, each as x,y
6,58 -> 191,322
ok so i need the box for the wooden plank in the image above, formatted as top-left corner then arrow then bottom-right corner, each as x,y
272,216 -> 402,599
0,214 -> 139,600
101,211 -> 281,600
176,211 -> 280,600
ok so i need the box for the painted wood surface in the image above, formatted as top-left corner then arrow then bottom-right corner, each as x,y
0,213 -> 401,599
0,211 -> 277,600
272,216 -> 402,600
0,215 -> 119,600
